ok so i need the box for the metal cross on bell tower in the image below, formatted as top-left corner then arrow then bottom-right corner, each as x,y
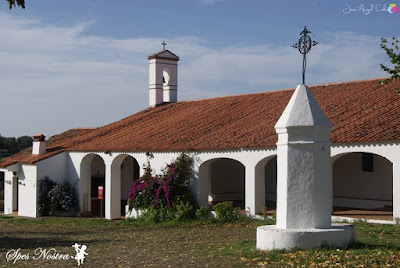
162,41 -> 167,50
292,26 -> 318,85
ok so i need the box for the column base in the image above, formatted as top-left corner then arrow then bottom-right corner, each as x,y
256,224 -> 355,250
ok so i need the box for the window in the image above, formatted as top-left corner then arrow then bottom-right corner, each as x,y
362,153 -> 374,172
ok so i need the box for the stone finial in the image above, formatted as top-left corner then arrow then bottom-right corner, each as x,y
275,84 -> 331,129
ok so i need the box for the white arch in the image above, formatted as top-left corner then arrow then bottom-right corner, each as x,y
332,152 -> 393,211
109,154 -> 140,219
331,145 -> 395,164
80,153 -> 105,215
198,157 -> 245,208
256,155 -> 277,168
253,155 -> 277,214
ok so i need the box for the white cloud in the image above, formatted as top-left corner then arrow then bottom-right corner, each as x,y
0,12 -> 389,137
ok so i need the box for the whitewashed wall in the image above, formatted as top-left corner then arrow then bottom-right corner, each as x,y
17,165 -> 37,217
36,152 -> 68,184
2,164 -> 38,217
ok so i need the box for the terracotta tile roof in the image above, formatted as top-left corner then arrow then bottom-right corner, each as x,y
0,128 -> 97,167
1,77 -> 400,168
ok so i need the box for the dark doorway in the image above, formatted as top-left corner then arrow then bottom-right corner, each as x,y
91,175 -> 105,217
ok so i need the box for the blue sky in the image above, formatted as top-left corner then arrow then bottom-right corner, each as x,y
0,0 -> 397,137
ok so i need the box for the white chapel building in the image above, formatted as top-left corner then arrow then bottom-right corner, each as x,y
1,49 -> 400,220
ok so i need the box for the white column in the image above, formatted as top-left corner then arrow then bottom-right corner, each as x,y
198,162 -> 212,207
104,163 -> 116,219
255,163 -> 266,211
12,175 -> 18,211
111,163 -> 121,219
3,171 -> 13,215
245,164 -> 265,215
105,162 -> 122,220
393,163 -> 400,219
79,162 -> 90,213
149,59 -> 164,107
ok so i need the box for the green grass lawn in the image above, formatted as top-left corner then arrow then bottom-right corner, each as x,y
0,216 -> 400,267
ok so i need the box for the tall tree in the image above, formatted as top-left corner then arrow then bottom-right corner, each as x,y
6,0 -> 24,9
17,136 -> 33,150
0,134 -> 32,160
380,37 -> 400,85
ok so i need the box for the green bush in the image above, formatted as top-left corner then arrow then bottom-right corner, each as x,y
195,207 -> 210,220
138,206 -> 175,223
174,198 -> 195,220
213,201 -> 241,222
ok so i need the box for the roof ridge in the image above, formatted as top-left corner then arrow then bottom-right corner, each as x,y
174,77 -> 393,105
70,127 -> 99,130
177,87 -> 295,104
309,77 -> 391,87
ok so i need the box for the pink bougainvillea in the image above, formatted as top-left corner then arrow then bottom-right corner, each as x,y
127,161 -> 178,209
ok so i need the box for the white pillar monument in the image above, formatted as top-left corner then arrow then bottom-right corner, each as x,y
256,84 -> 355,250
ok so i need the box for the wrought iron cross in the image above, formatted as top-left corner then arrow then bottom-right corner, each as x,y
292,26 -> 318,85
162,41 -> 167,50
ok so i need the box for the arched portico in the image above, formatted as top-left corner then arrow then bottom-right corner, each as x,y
332,152 -> 393,217
107,154 -> 140,219
251,155 -> 277,215
255,156 -> 277,212
198,158 -> 245,209
80,154 -> 105,217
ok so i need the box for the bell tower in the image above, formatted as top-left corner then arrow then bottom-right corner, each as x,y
148,42 -> 179,107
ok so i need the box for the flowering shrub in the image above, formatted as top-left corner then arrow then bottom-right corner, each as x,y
38,177 -> 79,216
127,152 -> 197,221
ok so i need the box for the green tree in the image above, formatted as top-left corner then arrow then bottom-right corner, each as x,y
0,135 -> 4,150
0,134 -> 32,160
17,135 -> 33,151
6,0 -> 24,9
380,37 -> 400,85
3,137 -> 18,155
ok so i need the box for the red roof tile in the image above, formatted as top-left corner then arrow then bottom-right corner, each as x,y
0,128 -> 96,167
1,77 -> 400,167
